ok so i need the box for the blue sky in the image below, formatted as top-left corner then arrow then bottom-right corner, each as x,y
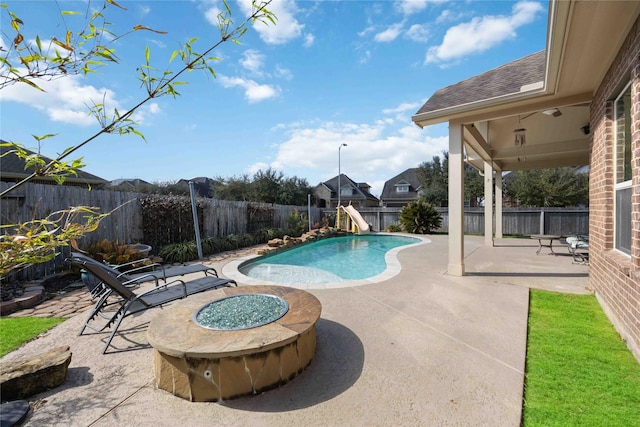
1,0 -> 547,197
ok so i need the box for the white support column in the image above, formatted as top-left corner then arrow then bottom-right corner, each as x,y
495,167 -> 503,239
448,122 -> 465,276
484,161 -> 493,246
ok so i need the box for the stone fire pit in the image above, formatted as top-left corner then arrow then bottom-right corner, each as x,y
146,285 -> 322,402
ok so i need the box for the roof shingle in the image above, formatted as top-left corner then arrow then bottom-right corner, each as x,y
415,50 -> 546,115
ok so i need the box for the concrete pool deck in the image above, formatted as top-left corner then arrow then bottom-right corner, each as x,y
1,234 -> 590,426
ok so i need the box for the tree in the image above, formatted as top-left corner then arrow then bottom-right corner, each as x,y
417,151 -> 485,207
278,176 -> 311,206
252,168 -> 284,204
213,170 -> 310,205
504,167 -> 589,207
0,1 -> 276,279
417,152 -> 448,206
214,175 -> 253,201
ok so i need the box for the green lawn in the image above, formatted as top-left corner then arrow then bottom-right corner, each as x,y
0,317 -> 66,358
523,290 -> 640,426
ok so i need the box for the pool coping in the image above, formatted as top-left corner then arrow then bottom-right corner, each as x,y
221,232 -> 431,289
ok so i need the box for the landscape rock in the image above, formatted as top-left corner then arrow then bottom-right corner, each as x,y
267,238 -> 284,248
0,346 -> 72,401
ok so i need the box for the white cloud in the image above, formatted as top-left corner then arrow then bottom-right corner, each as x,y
396,0 -> 448,16
360,50 -> 372,64
405,24 -> 430,42
139,5 -> 151,15
218,75 -> 279,103
204,4 -> 223,26
131,102 -> 162,125
252,116 -> 448,196
303,33 -> 315,48
358,25 -> 376,38
0,71 -> 123,127
0,66 -> 163,128
396,0 -> 429,16
382,102 -> 422,115
275,65 -> 293,80
374,23 -> 404,43
148,39 -> 167,49
238,0 -> 304,45
240,49 -> 265,74
247,162 -> 270,175
425,1 -> 544,65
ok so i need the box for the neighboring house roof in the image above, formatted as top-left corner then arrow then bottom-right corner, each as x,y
177,177 -> 213,197
316,174 -> 379,202
415,51 -> 546,117
109,178 -> 151,188
380,168 -> 421,202
0,142 -> 108,186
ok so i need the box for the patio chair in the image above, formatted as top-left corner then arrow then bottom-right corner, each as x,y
565,234 -> 589,265
70,252 -> 220,299
69,256 -> 237,354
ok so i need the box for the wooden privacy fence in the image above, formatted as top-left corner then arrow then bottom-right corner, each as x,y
322,207 -> 589,236
1,182 -> 322,281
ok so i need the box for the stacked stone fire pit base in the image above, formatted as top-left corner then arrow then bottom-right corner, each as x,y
147,285 -> 321,402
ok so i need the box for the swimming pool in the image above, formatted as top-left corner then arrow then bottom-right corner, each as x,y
222,233 -> 429,289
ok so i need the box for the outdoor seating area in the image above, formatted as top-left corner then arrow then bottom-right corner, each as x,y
71,252 -> 221,299
565,234 -> 589,265
69,255 -> 237,354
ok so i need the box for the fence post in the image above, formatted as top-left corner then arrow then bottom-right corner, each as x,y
307,194 -> 312,231
189,182 -> 203,260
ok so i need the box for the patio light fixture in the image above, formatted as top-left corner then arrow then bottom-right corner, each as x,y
542,108 -> 562,117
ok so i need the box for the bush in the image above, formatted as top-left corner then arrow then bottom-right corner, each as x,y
399,201 -> 442,234
158,241 -> 199,264
287,209 -> 306,236
158,228 -> 298,264
386,224 -> 402,232
79,239 -> 148,270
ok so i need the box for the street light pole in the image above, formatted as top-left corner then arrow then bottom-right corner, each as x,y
338,143 -> 347,208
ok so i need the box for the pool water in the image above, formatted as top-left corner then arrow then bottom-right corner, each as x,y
239,234 -> 420,285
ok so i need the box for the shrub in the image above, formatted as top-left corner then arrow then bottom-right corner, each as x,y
386,224 -> 402,232
287,209 -> 306,236
158,228 -> 296,263
399,201 -> 442,234
79,239 -> 148,270
158,241 -> 199,264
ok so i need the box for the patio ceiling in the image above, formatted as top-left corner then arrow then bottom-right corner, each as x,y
413,0 -> 640,172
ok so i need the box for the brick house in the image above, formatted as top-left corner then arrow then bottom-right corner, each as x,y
313,174 -> 379,208
412,1 -> 640,360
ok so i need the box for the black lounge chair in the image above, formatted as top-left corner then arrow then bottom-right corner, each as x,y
69,256 -> 237,354
70,252 -> 220,299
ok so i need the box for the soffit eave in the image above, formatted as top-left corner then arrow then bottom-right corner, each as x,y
413,91 -> 592,129
412,0 -> 574,129
411,88 -> 548,128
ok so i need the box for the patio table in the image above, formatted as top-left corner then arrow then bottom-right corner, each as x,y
531,234 -> 562,255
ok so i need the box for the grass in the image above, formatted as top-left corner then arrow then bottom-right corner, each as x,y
523,290 -> 640,426
0,317 -> 66,358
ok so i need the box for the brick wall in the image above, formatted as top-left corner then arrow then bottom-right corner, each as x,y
590,15 -> 640,360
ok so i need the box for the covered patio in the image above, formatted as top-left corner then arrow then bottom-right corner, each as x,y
412,0 -> 638,276
412,0 -> 640,360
